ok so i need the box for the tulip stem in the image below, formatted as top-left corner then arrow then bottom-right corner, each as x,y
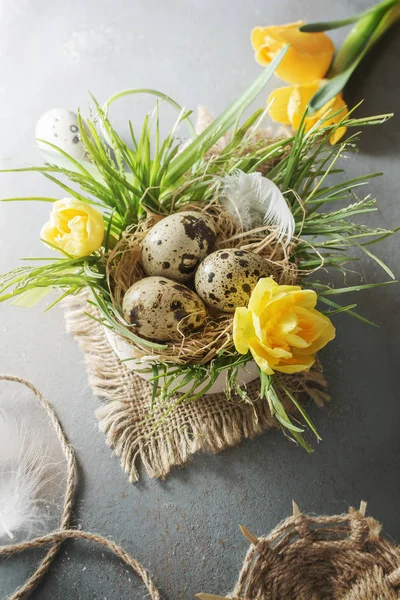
300,0 -> 399,32
330,0 -> 400,76
307,0 -> 400,112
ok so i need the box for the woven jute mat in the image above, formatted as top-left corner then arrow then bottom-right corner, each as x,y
64,292 -> 328,481
198,502 -> 400,600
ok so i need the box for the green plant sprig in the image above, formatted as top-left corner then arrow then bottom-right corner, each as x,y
0,70 -> 397,449
300,0 -> 400,111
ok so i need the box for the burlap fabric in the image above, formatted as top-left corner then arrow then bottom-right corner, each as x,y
64,292 -> 328,482
5,376 -> 399,599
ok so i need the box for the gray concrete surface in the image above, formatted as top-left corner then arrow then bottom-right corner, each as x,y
0,0 -> 399,598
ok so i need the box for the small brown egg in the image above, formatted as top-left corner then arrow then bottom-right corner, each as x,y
122,276 -> 207,342
195,249 -> 272,312
141,211 -> 216,282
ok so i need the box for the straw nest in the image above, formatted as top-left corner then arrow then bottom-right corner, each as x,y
106,202 -> 299,365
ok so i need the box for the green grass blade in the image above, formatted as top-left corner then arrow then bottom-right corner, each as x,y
102,88 -> 196,138
318,296 -> 378,326
1,196 -> 59,203
165,46 -> 289,183
318,280 -> 397,295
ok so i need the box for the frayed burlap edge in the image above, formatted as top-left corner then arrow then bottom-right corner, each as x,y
64,292 -> 329,482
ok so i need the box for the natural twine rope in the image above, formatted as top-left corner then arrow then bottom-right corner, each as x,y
197,502 -> 400,600
2,376 -> 400,600
0,374 -> 161,600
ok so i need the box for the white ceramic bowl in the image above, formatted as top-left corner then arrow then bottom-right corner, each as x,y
104,327 -> 259,395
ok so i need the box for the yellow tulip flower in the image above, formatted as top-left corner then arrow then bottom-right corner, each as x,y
268,81 -> 348,144
233,277 -> 335,375
251,21 -> 334,85
41,198 -> 104,258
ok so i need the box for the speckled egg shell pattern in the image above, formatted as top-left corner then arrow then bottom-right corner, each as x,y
141,211 -> 216,282
195,249 -> 272,312
35,108 -> 86,160
122,276 -> 207,342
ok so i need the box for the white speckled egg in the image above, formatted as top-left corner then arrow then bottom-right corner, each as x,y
141,211 -> 216,282
195,249 -> 272,312
35,108 -> 87,159
122,276 -> 207,342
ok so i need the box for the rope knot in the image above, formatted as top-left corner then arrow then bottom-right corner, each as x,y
349,511 -> 370,546
255,539 -> 281,566
295,514 -> 315,541
387,567 -> 400,588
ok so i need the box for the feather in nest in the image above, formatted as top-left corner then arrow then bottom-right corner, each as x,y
221,170 -> 295,244
0,409 -> 54,541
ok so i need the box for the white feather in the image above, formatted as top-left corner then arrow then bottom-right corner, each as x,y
0,409 -> 53,541
221,170 -> 295,244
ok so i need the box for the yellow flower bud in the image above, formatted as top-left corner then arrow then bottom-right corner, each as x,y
268,81 -> 348,144
233,277 -> 335,374
251,21 -> 334,85
41,198 -> 104,258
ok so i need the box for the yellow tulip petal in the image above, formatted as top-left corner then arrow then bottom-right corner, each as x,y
285,333 -> 310,349
285,82 -> 348,142
252,21 -> 334,85
271,284 -> 302,296
293,307 -> 335,353
326,96 -> 348,144
303,315 -> 336,354
330,126 -> 347,145
233,307 -> 254,354
287,82 -> 320,130
248,277 -> 276,313
255,46 -> 273,67
273,353 -> 315,374
275,46 -> 333,85
250,347 -> 275,375
232,272 -> 335,374
276,311 -> 298,336
252,313 -> 267,345
251,27 -> 267,51
40,222 -> 57,244
291,289 -> 317,309
274,26 -> 333,84
251,337 -> 292,360
267,86 -> 293,125
41,198 -> 104,258
249,337 -> 281,374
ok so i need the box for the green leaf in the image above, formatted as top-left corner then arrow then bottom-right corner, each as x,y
277,381 -> 322,441
318,296 -> 378,327
102,88 -> 196,138
1,196 -> 59,203
12,287 -> 52,307
309,1 -> 400,111
300,0 -> 398,32
262,374 -> 314,451
337,234 -> 396,280
308,70 -> 354,113
318,280 -> 397,295
323,303 -> 357,316
299,16 -> 361,32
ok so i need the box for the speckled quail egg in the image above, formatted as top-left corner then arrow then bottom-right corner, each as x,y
122,276 -> 207,342
195,249 -> 272,312
141,211 -> 216,283
35,108 -> 88,159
